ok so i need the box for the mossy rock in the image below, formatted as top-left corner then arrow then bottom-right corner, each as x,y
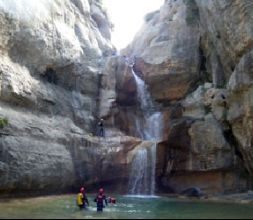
0,118 -> 8,129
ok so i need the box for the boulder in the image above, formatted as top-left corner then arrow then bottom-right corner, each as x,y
122,0 -> 201,102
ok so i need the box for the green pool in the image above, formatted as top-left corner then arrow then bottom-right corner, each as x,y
0,195 -> 253,219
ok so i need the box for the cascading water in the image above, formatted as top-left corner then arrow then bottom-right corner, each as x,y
132,70 -> 154,111
128,68 -> 163,196
129,148 -> 149,195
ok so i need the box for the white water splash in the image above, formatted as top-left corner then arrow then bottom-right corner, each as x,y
129,143 -> 158,195
129,148 -> 148,195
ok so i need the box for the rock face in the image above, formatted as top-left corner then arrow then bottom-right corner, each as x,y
195,0 -> 253,189
101,0 -> 253,195
194,0 -> 253,177
0,0 -> 142,195
122,0 -> 200,103
227,50 -> 253,176
1,0 -> 253,196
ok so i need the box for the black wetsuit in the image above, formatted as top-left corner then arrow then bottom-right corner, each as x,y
98,121 -> 104,137
82,193 -> 89,208
95,194 -> 108,212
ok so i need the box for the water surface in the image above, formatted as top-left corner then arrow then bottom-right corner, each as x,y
0,195 -> 253,219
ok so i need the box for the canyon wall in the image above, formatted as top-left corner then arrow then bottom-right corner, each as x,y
0,0 -> 143,195
101,0 -> 253,194
1,0 -> 253,196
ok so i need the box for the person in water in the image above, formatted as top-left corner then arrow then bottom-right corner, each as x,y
94,188 -> 108,212
108,197 -> 117,204
76,187 -> 89,210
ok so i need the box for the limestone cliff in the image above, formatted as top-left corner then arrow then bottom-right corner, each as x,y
1,0 -> 253,196
196,0 -> 253,185
101,0 -> 253,194
0,0 -> 143,195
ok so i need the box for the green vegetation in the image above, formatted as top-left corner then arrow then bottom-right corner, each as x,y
0,117 -> 8,129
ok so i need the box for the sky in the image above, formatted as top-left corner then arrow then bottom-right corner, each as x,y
103,0 -> 164,50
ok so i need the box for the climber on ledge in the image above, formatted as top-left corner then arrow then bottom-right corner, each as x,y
123,55 -> 136,68
76,187 -> 89,210
98,118 -> 105,137
94,188 -> 108,212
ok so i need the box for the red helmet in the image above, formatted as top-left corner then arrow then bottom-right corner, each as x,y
80,187 -> 85,193
99,188 -> 104,194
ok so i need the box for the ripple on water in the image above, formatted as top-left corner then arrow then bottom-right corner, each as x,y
124,195 -> 161,199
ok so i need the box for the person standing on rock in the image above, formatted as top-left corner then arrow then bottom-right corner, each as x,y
98,118 -> 105,137
123,55 -> 136,67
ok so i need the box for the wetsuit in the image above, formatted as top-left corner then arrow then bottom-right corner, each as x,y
95,194 -> 108,212
82,193 -> 89,208
98,121 -> 104,137
77,193 -> 89,209
77,193 -> 84,209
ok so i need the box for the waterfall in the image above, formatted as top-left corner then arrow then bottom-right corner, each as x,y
129,148 -> 148,195
150,143 -> 157,194
128,68 -> 163,196
132,69 -> 154,111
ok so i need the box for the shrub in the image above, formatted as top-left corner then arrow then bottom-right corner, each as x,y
0,117 -> 8,129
